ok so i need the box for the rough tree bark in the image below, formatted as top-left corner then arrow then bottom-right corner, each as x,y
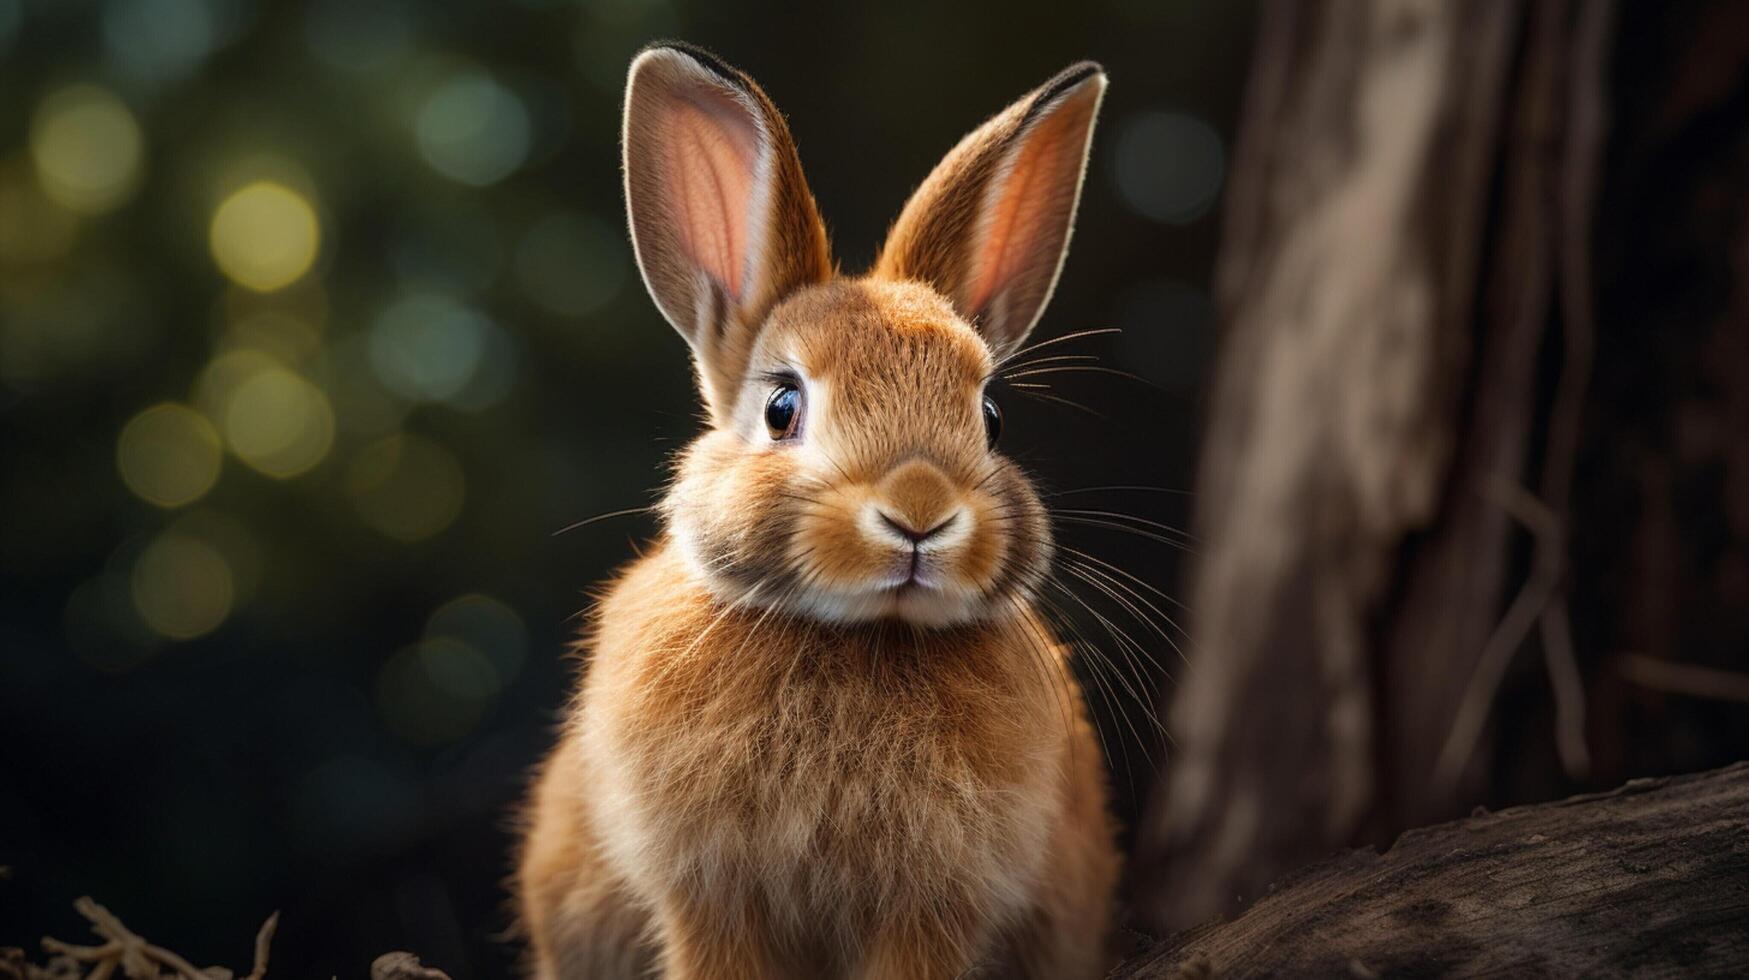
1124,0 -> 1749,942
1117,762 -> 1749,977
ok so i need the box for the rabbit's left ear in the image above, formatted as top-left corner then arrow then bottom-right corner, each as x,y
623,43 -> 832,417
874,63 -> 1106,358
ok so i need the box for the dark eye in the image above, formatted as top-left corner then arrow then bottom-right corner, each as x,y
982,394 -> 1002,448
766,383 -> 802,440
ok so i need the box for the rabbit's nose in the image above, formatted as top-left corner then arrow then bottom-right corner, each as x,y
875,458 -> 961,544
878,511 -> 958,545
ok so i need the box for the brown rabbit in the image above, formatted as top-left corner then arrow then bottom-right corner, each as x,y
517,42 -> 1118,979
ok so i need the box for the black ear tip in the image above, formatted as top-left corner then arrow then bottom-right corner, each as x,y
635,41 -> 746,90
1022,61 -> 1106,126
1043,61 -> 1107,99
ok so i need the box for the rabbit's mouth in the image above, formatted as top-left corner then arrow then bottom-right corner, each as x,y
758,563 -> 990,628
886,545 -> 943,592
884,572 -> 936,597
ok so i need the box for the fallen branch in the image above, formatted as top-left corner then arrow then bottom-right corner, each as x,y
1115,762 -> 1749,977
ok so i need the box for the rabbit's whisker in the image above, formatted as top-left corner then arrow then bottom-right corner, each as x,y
1044,484 -> 1194,499
1052,515 -> 1198,557
553,505 -> 658,537
1010,389 -> 1105,420
995,326 -> 1123,370
1035,586 -> 1151,785
1002,365 -> 1158,390
1057,545 -> 1191,617
995,353 -> 1101,377
1058,559 -> 1184,673
1047,578 -> 1166,738
1018,594 -> 1114,779
1054,507 -> 1197,542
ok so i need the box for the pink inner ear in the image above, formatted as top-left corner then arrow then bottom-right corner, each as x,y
964,100 -> 1089,320
656,91 -> 760,301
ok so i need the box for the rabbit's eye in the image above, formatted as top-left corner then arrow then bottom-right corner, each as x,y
766,383 -> 802,440
982,395 -> 1002,448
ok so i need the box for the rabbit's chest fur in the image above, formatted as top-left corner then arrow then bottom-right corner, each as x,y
579,543 -> 1069,935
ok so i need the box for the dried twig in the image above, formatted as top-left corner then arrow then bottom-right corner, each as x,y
369,953 -> 452,980
8,897 -> 276,980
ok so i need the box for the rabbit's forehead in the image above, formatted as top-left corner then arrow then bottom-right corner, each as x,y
762,280 -> 993,394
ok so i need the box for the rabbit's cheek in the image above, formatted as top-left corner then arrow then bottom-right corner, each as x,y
784,483 -> 895,588
666,432 -> 800,586
954,497 -> 1011,590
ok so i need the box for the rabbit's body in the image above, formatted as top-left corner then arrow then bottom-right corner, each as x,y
520,43 -> 1120,978
521,541 -> 1115,979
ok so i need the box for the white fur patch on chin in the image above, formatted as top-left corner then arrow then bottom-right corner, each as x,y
778,583 -> 999,628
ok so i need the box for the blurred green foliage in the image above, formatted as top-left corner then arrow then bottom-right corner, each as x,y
0,0 -> 1254,974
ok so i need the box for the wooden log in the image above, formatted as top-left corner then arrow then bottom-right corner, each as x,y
1116,762 -> 1749,978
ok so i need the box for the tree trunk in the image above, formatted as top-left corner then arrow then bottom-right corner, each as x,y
1133,0 -> 1749,933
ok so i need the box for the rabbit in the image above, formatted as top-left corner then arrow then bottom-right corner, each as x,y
517,41 -> 1119,980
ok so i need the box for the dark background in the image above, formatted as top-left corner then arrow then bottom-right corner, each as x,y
0,1 -> 1257,974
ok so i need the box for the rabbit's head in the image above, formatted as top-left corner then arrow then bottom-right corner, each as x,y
623,43 -> 1105,627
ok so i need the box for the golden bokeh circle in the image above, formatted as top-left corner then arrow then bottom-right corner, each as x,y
30,84 -> 144,214
209,181 -> 321,292
116,402 -> 223,508
131,531 -> 235,640
221,365 -> 336,478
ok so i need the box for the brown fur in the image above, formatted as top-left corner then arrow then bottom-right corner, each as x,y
520,44 -> 1117,978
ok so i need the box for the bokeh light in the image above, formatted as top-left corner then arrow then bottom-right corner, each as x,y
414,71 -> 531,186
1112,111 -> 1225,225
368,293 -> 486,401
169,508 -> 262,604
375,637 -> 501,745
196,349 -> 336,478
345,434 -> 466,541
443,319 -> 520,412
209,180 -> 322,292
116,402 -> 224,508
221,364 -> 336,478
217,308 -> 325,364
513,211 -> 625,317
194,348 -> 277,417
29,84 -> 144,214
101,0 -> 216,83
426,593 -> 527,686
131,528 -> 235,639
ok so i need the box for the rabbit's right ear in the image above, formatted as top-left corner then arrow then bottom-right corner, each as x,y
622,44 -> 832,417
873,63 -> 1106,359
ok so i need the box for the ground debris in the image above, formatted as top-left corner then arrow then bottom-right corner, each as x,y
369,953 -> 452,980
1,898 -> 275,980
